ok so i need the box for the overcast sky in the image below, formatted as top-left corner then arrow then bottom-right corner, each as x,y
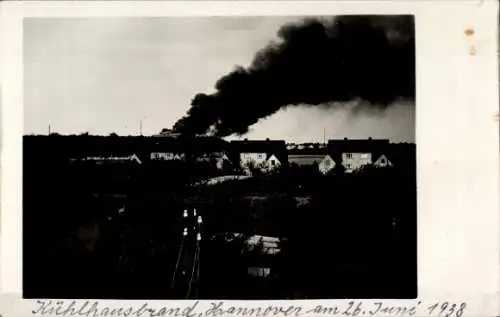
24,17 -> 415,142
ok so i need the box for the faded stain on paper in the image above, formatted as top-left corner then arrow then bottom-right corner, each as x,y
464,27 -> 476,56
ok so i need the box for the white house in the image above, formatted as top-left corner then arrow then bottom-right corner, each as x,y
150,152 -> 185,161
240,152 -> 268,168
326,138 -> 392,173
246,235 -> 281,255
231,139 -> 287,175
83,154 -> 143,164
262,154 -> 282,173
341,152 -> 372,173
318,155 -> 336,175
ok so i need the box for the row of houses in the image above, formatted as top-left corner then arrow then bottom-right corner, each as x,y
46,133 -> 396,175
145,137 -> 394,175
27,135 -> 399,175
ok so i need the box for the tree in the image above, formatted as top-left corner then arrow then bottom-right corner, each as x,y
331,160 -> 346,176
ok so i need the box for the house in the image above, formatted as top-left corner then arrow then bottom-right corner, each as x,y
318,154 -> 336,174
263,154 -> 281,173
230,139 -> 287,175
246,234 -> 281,255
150,152 -> 185,161
149,137 -> 185,161
327,138 -> 392,173
240,234 -> 280,278
194,151 -> 235,172
80,154 -> 143,165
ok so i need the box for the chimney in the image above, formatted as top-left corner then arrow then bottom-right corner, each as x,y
368,137 -> 372,140
344,137 -> 348,140
266,138 -> 270,142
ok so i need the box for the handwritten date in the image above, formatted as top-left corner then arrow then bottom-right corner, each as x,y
308,301 -> 467,317
427,302 -> 467,317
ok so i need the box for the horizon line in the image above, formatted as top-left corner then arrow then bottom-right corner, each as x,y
23,133 -> 415,144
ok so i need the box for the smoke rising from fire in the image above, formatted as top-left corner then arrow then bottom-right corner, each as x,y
173,16 -> 415,137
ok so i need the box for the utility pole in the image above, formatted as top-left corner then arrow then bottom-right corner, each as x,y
139,117 -> 147,136
171,208 -> 203,299
48,124 -> 51,135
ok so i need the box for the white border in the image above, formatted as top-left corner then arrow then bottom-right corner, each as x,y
1,1 -> 499,316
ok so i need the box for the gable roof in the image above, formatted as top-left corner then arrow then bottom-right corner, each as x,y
319,154 -> 335,165
373,154 -> 392,166
267,154 -> 280,161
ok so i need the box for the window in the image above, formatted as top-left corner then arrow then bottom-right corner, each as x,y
324,159 -> 330,167
361,154 -> 369,159
381,158 -> 386,164
346,153 -> 353,159
270,160 -> 276,166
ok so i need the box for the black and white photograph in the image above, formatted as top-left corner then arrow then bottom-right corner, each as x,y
22,15 -> 417,300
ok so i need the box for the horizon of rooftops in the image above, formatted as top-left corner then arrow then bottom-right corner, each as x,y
24,133 -> 413,144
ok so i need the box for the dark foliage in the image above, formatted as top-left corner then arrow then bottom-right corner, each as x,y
23,137 -> 416,299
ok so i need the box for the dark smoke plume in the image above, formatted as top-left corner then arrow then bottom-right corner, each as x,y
173,15 -> 415,137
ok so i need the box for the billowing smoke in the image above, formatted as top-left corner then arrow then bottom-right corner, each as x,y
173,15 -> 415,137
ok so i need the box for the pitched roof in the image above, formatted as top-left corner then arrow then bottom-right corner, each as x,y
373,154 -> 392,166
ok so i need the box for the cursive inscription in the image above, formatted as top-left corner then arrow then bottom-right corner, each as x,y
31,300 -> 468,317
32,300 -> 199,317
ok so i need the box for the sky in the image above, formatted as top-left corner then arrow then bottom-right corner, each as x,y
24,17 -> 415,143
